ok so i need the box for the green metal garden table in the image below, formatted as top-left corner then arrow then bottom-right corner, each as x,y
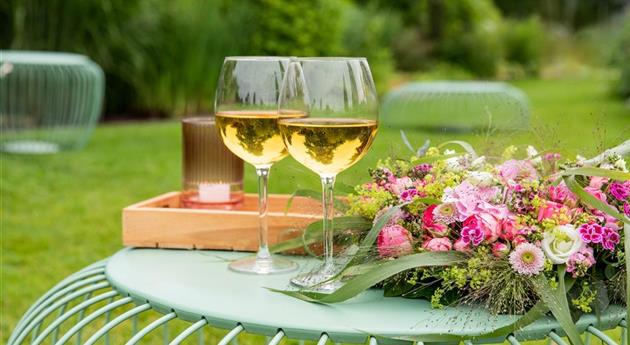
8,248 -> 627,345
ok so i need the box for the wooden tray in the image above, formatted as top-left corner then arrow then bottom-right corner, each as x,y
122,192 -> 322,251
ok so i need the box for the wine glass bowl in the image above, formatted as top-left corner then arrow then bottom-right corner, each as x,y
215,56 -> 298,274
278,57 -> 379,290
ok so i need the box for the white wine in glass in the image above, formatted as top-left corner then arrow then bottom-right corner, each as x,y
215,57 -> 299,274
278,58 -> 379,290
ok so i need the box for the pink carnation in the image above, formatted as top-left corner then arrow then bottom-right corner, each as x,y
624,202 -> 630,217
377,224 -> 413,258
609,181 -> 630,201
400,188 -> 418,202
461,216 -> 485,246
422,205 -> 448,236
423,237 -> 453,252
578,222 -> 605,244
497,159 -> 539,184
602,227 -> 620,251
509,243 -> 545,276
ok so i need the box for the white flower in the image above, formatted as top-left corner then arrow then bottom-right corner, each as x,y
614,158 -> 628,172
471,156 -> 486,168
466,171 -> 494,187
541,224 -> 583,264
526,146 -> 542,165
576,155 -> 586,166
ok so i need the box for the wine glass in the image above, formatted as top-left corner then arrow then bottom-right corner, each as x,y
215,56 -> 299,274
278,58 -> 379,290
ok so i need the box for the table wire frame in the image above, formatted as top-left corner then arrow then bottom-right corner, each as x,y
7,259 -> 627,345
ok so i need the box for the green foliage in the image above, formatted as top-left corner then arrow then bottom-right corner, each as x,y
6,0 -> 247,116
502,16 -> 545,75
611,13 -> 630,98
249,0 -> 344,57
340,3 -> 400,94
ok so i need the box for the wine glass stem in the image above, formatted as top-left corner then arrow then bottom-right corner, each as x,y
321,174 -> 336,271
256,166 -> 272,261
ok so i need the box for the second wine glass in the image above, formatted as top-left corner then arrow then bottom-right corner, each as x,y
278,58 -> 379,290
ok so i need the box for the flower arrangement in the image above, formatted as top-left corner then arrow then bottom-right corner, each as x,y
273,139 -> 630,344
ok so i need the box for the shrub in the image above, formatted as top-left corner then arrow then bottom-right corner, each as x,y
249,0 -> 345,57
502,16 -> 545,75
341,3 -> 401,94
408,0 -> 505,77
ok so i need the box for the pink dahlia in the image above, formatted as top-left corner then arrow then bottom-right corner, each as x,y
377,224 -> 413,258
509,243 -> 545,276
423,237 -> 453,252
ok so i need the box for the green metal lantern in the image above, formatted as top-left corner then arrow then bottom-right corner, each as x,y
381,81 -> 530,131
0,51 -> 104,153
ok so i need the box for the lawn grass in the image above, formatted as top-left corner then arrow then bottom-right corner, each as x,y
1,75 -> 628,343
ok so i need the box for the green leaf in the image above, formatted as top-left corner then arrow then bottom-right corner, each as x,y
561,167 -> 630,181
268,251 -> 466,303
533,268 -> 583,345
438,140 -> 478,159
564,176 -> 630,224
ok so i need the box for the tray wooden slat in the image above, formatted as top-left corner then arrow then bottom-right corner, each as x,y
122,192 -> 321,251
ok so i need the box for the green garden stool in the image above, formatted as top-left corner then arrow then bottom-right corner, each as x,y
0,51 -> 104,154
8,248 -> 626,345
381,81 -> 530,131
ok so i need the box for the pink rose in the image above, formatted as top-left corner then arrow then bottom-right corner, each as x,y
512,235 -> 528,246
497,159 -> 539,184
453,238 -> 470,252
423,237 -> 453,252
585,186 -> 607,203
589,176 -> 608,190
377,225 -> 414,258
478,213 -> 502,242
500,216 -> 519,241
537,201 -> 565,222
548,182 -> 577,206
492,242 -> 510,258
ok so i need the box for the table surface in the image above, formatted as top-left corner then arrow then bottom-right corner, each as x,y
106,248 -> 625,343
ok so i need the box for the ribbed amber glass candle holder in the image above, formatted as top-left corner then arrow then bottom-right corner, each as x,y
181,117 -> 244,209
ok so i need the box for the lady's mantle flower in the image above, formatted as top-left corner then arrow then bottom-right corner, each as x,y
509,243 -> 545,276
377,224 -> 413,258
566,246 -> 596,278
542,224 -> 583,264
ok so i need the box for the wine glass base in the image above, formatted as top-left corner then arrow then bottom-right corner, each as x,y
290,266 -> 343,292
229,256 -> 297,275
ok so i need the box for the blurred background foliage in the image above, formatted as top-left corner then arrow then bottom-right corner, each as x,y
1,0 -> 629,118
